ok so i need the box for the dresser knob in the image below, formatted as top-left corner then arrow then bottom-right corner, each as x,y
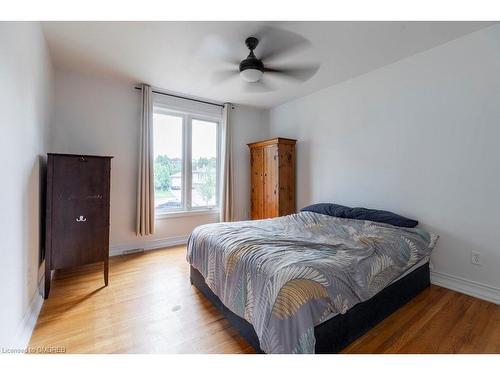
76,215 -> 87,222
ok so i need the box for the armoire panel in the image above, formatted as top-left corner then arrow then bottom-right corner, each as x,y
250,147 -> 264,220
263,144 -> 279,219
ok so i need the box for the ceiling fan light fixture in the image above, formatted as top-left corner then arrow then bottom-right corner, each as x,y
240,68 -> 263,83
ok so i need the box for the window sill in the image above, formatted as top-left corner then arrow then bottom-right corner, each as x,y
155,209 -> 220,220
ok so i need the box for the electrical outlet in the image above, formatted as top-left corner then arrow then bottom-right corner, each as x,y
471,251 -> 482,266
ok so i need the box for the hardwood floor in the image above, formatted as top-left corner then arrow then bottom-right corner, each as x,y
29,246 -> 500,354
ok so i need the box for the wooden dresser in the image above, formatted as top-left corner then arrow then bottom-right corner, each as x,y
248,138 -> 296,220
44,153 -> 112,298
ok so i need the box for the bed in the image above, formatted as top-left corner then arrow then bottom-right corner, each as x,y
187,211 -> 438,354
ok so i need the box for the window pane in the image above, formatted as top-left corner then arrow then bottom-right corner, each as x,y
153,112 -> 183,211
191,119 -> 218,208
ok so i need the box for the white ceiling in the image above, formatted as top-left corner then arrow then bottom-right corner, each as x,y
42,21 -> 493,108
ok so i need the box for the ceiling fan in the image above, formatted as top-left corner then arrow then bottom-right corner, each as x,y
203,27 -> 320,92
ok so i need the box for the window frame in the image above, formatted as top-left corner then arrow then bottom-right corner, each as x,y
153,104 -> 221,218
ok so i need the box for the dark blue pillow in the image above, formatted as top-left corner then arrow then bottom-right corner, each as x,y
301,203 -> 418,228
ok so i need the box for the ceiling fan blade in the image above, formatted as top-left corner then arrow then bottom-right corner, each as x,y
254,26 -> 312,64
211,69 -> 239,83
264,64 -> 320,82
242,77 -> 275,93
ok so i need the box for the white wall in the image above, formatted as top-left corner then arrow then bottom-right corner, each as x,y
269,25 -> 500,295
51,69 -> 268,253
230,105 -> 270,220
0,22 -> 54,348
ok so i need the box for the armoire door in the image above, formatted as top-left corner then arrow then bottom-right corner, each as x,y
51,156 -> 108,269
263,145 -> 279,218
278,143 -> 296,216
250,148 -> 264,219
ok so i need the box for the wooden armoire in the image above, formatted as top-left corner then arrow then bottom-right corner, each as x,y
248,138 -> 296,220
44,153 -> 113,298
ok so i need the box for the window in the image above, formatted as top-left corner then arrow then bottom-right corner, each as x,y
153,107 -> 220,216
153,112 -> 183,211
191,119 -> 218,208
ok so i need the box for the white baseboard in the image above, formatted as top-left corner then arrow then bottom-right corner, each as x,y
431,270 -> 500,305
109,235 -> 189,256
11,278 -> 44,351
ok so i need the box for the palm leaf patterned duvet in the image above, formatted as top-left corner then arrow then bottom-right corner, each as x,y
186,211 -> 438,353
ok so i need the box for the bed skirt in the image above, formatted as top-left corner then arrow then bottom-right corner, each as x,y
189,262 -> 430,353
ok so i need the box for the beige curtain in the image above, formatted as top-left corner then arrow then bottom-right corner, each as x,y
136,84 -> 155,235
220,103 -> 233,222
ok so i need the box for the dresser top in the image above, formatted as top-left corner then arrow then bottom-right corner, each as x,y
247,137 -> 297,148
48,153 -> 114,159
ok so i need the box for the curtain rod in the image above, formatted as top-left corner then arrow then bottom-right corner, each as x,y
134,86 -> 224,108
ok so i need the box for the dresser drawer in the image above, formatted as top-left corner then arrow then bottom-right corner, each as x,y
53,155 -> 108,200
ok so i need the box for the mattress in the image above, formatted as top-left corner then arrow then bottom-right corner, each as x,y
317,256 -> 430,324
187,212 -> 438,353
190,261 -> 431,353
